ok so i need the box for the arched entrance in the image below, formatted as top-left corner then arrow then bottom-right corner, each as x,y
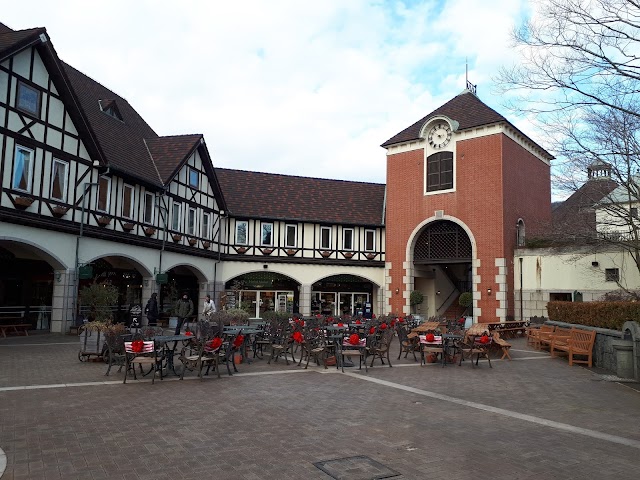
311,274 -> 375,317
160,265 -> 206,317
413,220 -> 472,318
225,271 -> 300,318
0,240 -> 66,331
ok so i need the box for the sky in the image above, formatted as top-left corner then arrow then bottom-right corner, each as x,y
2,0 -> 535,185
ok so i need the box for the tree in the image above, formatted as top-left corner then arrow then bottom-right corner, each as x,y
497,0 -> 640,296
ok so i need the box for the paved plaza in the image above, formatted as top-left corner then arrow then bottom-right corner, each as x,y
1,333 -> 639,479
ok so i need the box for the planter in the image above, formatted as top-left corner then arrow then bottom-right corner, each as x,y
51,206 -> 69,218
285,249 -> 297,256
172,234 -> 183,242
14,196 -> 34,209
79,329 -> 105,357
97,216 -> 112,226
365,253 -> 376,260
122,222 -> 135,232
144,227 -> 156,237
262,248 -> 274,255
320,251 -> 332,258
342,252 -> 354,259
188,238 -> 197,246
202,240 -> 211,249
236,246 -> 248,254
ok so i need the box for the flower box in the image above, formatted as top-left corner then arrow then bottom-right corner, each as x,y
122,222 -> 135,232
172,234 -> 183,242
343,252 -> 354,259
14,196 -> 34,209
236,246 -> 248,254
262,248 -> 274,255
97,216 -> 112,226
365,253 -> 376,260
285,249 -> 297,256
202,240 -> 211,249
79,329 -> 105,356
188,238 -> 197,246
51,206 -> 69,218
320,251 -> 332,258
144,227 -> 156,236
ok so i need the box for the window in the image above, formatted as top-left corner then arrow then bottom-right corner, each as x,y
50,159 -> 69,201
202,212 -> 210,239
188,168 -> 199,189
121,184 -> 134,218
97,175 -> 111,212
171,202 -> 181,231
16,81 -> 40,116
188,207 -> 196,235
343,228 -> 354,251
320,226 -> 331,250
285,224 -> 297,248
365,229 -> 375,251
261,222 -> 273,246
143,192 -> 154,223
12,145 -> 34,192
426,151 -> 453,192
605,268 -> 620,282
236,220 -> 248,245
516,219 -> 526,247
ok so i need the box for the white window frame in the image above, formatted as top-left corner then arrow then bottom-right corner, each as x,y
285,224 -> 297,248
96,175 -> 111,212
202,212 -> 210,239
320,226 -> 332,250
12,145 -> 34,193
171,202 -> 181,231
342,228 -> 354,251
16,81 -> 40,116
188,167 -> 199,189
188,207 -> 196,235
49,158 -> 69,202
235,220 -> 248,245
143,191 -> 155,224
121,184 -> 134,218
261,222 -> 273,246
364,229 -> 376,252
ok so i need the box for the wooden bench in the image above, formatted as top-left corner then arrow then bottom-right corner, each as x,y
551,328 -> 597,367
492,331 -> 512,360
540,326 -> 572,352
0,323 -> 31,338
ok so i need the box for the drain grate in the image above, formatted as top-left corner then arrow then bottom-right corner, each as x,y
314,455 -> 401,480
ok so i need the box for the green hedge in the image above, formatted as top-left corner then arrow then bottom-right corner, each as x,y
547,301 -> 640,330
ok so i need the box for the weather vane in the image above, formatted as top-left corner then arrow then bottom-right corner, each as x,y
465,58 -> 477,95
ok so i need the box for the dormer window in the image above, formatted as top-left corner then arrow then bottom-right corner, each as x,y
99,99 -> 123,122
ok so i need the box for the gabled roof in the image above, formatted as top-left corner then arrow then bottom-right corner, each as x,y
215,168 -> 386,226
0,23 -> 45,60
552,178 -> 618,234
382,91 -> 507,147
145,135 -> 202,183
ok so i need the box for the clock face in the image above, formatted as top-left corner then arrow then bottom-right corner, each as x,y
428,123 -> 452,148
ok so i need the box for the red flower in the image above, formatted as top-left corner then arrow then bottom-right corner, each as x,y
458,318 -> 465,324
398,317 -> 405,323
131,340 -> 143,353
369,327 -> 376,335
479,334 -> 490,344
348,334 -> 360,346
233,335 -> 244,348
292,331 -> 304,344
372,314 -> 377,319
337,322 -> 344,327
185,331 -> 193,336
208,337 -> 223,350
380,323 -> 387,330
425,333 -> 435,342
390,320 -> 397,327
355,320 -> 362,325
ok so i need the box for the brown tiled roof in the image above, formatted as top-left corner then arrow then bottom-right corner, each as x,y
61,62 -> 163,185
145,135 -> 202,183
382,91 -> 508,147
552,178 -> 618,234
215,168 -> 386,226
0,25 -> 45,60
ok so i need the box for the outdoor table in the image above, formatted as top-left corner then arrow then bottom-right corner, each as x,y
340,337 -> 368,371
154,334 -> 191,375
419,333 -> 462,367
326,325 -> 349,367
222,326 -> 262,362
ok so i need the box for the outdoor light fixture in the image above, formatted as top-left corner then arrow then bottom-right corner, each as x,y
395,288 -> 399,294
54,271 -> 62,282
487,287 -> 492,296
436,290 -> 441,295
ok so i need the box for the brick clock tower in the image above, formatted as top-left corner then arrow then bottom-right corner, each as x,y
382,89 -> 552,322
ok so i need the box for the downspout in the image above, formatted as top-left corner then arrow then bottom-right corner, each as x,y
158,189 -> 168,277
213,210 -> 225,308
519,257 -> 524,321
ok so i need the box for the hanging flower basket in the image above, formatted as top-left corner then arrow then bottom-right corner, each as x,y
172,234 -> 182,242
365,253 -> 376,260
97,215 -> 112,226
122,222 -> 135,232
51,205 -> 69,218
202,240 -> 211,249
320,251 -> 332,258
188,238 -> 197,246
342,252 -> 354,259
286,249 -> 297,256
144,227 -> 156,236
236,246 -> 248,254
14,196 -> 34,209
262,248 -> 274,255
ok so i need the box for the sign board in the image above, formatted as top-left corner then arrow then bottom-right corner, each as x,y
78,265 -> 93,280
156,273 -> 168,284
225,291 -> 237,309
129,304 -> 142,328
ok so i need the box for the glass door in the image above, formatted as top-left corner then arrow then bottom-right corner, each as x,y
339,293 -> 353,316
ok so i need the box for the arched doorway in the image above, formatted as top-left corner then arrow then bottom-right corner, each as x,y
225,271 -> 300,318
160,265 -> 206,317
413,220 -> 472,318
0,241 -> 66,331
311,274 -> 376,317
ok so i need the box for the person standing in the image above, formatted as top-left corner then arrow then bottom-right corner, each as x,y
202,294 -> 216,321
144,292 -> 159,326
174,292 -> 194,335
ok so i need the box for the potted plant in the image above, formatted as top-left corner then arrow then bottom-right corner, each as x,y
78,283 -> 119,361
458,291 -> 473,327
410,290 -> 424,315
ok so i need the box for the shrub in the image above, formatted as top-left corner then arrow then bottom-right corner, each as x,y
409,290 -> 424,306
458,292 -> 472,310
225,308 -> 250,324
546,301 -> 640,330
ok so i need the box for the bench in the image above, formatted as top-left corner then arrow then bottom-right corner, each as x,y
491,331 -> 512,360
551,328 -> 597,367
539,326 -> 572,352
0,322 -> 31,338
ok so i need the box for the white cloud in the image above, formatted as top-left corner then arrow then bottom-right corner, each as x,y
2,0 -> 535,184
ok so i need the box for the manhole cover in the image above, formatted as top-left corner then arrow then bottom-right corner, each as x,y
314,455 -> 401,480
